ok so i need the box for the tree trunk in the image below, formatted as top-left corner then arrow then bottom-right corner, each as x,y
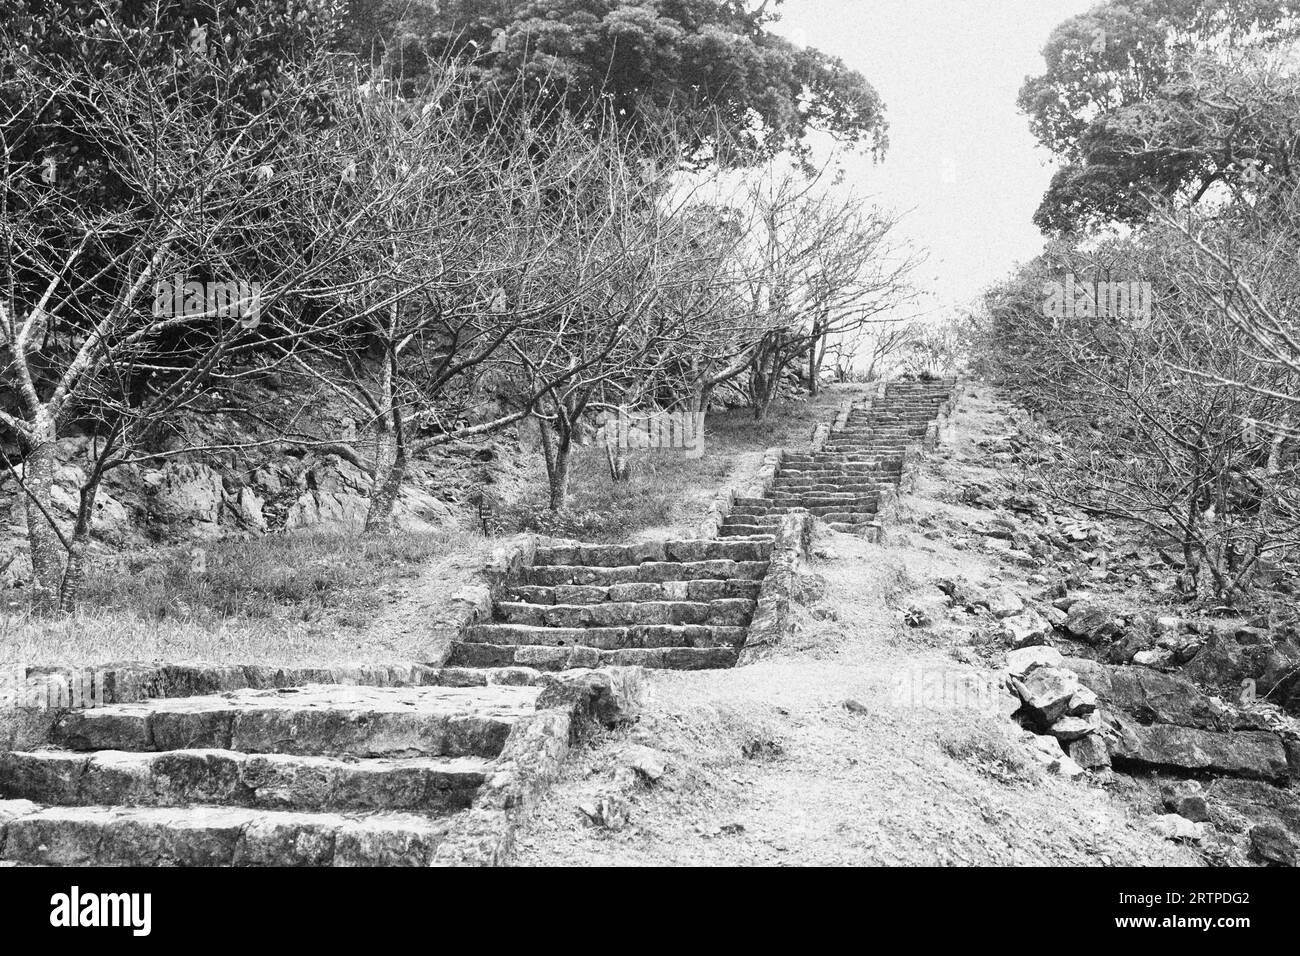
548,436 -> 572,511
24,413 -> 64,613
364,339 -> 407,535
364,418 -> 407,534
538,416 -> 573,511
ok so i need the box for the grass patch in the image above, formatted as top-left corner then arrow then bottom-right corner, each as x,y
72,528 -> 458,626
937,723 -> 1043,787
496,446 -> 733,541
0,526 -> 489,664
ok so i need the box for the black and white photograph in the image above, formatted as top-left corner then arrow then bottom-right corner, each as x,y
0,0 -> 1295,931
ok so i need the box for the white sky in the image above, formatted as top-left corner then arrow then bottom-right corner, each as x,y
768,0 -> 1098,318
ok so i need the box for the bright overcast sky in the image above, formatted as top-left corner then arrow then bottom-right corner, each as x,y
768,0 -> 1097,319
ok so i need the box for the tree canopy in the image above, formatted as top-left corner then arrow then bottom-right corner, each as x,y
346,0 -> 888,164
1018,0 -> 1300,233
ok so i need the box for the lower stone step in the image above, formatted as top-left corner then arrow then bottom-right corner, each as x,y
0,749 -> 490,813
50,684 -> 539,758
0,799 -> 449,866
465,623 -> 746,649
446,643 -> 738,671
719,522 -> 782,536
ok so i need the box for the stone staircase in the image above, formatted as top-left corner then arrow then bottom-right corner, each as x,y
0,379 -> 956,864
722,379 -> 954,539
447,537 -> 775,672
0,673 -> 546,865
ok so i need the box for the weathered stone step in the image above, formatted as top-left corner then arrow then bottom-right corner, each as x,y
826,520 -> 883,537
521,559 -> 769,586
505,579 -> 760,605
0,799 -> 448,866
0,749 -> 489,813
781,455 -> 899,465
465,623 -> 746,649
532,538 -> 771,568
50,684 -> 539,758
773,480 -> 890,492
804,505 -> 878,517
446,643 -> 738,671
772,494 -> 877,507
495,598 -> 753,627
718,522 -> 782,537
815,512 -> 878,524
780,465 -> 898,475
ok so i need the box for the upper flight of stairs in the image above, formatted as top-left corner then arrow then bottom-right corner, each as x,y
447,378 -> 956,676
721,379 -> 954,539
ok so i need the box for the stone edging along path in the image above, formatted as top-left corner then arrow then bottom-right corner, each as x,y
0,378 -> 958,867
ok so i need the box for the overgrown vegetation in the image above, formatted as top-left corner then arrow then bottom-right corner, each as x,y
977,0 -> 1300,606
0,1 -> 918,614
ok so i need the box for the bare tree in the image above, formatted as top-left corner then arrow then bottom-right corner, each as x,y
0,19 -> 467,607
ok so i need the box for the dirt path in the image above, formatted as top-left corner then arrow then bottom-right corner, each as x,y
513,388 -> 1200,866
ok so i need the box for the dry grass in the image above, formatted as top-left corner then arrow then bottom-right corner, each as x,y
0,525 -> 492,666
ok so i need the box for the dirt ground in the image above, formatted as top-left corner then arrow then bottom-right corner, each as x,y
512,386 -> 1202,867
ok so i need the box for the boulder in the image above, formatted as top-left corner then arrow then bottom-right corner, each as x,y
1067,734 -> 1111,769
1133,648 -> 1175,669
1064,601 -> 1121,643
1105,716 -> 1289,781
1105,630 -> 1154,664
1011,667 -> 1082,724
1249,824 -> 1296,867
1005,645 -> 1064,679
985,586 -> 1025,619
998,610 -> 1051,648
1067,658 -> 1224,730
1160,781 -> 1209,821
1050,711 -> 1101,742
1149,814 -> 1206,842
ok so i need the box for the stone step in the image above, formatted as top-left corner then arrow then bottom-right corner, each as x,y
505,579 -> 760,605
0,799 -> 449,866
781,455 -> 899,465
0,749 -> 489,813
804,504 -> 879,517
772,494 -> 876,506
50,684 -> 539,759
826,520 -> 884,537
532,538 -> 771,568
825,443 -> 908,452
816,511 -> 879,523
521,559 -> 769,586
772,484 -> 890,494
729,505 -> 872,520
718,522 -> 782,537
495,598 -> 753,628
464,623 -> 747,649
446,643 -> 738,671
773,480 -> 890,492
